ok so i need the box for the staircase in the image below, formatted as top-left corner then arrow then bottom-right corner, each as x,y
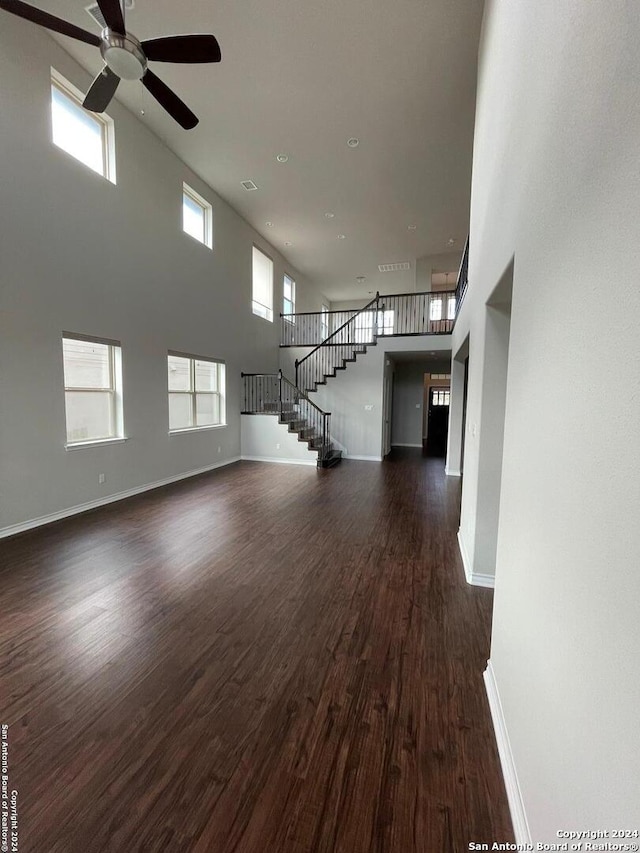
241,372 -> 342,468
295,293 -> 381,395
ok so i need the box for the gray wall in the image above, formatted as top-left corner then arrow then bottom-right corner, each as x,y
0,18 -> 325,532
390,360 -> 449,446
454,0 -> 640,841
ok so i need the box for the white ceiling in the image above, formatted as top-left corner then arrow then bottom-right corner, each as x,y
31,0 -> 483,301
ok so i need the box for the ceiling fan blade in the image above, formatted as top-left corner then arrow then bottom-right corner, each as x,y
142,69 -> 199,130
83,67 -> 120,113
141,34 -> 221,64
96,0 -> 125,35
0,0 -> 100,46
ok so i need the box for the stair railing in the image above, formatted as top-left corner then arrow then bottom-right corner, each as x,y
241,371 -> 333,461
295,292 -> 380,394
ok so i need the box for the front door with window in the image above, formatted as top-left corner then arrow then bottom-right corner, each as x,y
426,386 -> 450,456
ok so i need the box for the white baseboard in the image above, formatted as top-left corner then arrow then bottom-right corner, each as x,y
483,661 -> 531,845
391,442 -> 423,448
457,529 -> 495,588
343,454 -> 383,462
445,465 -> 461,476
0,457 -> 242,540
240,455 -> 316,467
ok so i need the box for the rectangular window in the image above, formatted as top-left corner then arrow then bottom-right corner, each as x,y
62,334 -> 123,444
252,246 -> 274,321
377,309 -> 394,336
429,297 -> 443,322
182,183 -> 213,248
447,294 -> 456,321
355,311 -> 375,343
321,304 -> 330,340
168,353 -> 225,431
283,274 -> 296,319
51,69 -> 115,183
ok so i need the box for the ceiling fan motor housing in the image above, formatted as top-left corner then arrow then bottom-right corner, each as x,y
100,28 -> 147,79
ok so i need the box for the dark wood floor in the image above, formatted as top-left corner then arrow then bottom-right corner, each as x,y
0,450 -> 513,852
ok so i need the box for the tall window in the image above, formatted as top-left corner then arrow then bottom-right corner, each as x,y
182,183 -> 213,248
429,296 -> 443,322
283,274 -> 296,318
168,353 -> 225,431
62,335 -> 124,445
321,304 -> 330,340
51,69 -> 115,183
252,246 -> 274,321
447,294 -> 456,321
377,309 -> 394,335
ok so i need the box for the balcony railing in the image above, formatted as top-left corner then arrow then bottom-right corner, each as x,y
281,290 -> 456,347
455,236 -> 469,315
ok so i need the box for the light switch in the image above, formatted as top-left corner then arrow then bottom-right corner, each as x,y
415,404 -> 421,408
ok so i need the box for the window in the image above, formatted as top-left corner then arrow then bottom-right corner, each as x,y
283,274 -> 296,319
182,183 -> 213,248
321,304 -> 330,340
431,388 -> 450,407
377,309 -> 394,336
252,246 -> 274,321
51,69 -> 115,183
447,294 -> 456,321
62,335 -> 123,445
429,297 -> 443,322
355,311 -> 375,343
168,353 -> 225,431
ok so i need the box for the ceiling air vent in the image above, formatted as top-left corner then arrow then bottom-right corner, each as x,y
241,180 -> 258,191
86,0 -> 134,29
378,262 -> 411,273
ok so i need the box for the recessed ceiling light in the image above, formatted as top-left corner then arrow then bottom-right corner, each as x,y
276,154 -> 289,163
408,225 -> 417,230
324,212 -> 335,219
447,237 -> 456,245
265,221 -> 274,227
284,241 -> 292,247
356,275 -> 366,283
337,234 -> 346,240
347,138 -> 360,148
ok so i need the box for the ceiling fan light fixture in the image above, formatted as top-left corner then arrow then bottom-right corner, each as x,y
101,30 -> 146,79
276,153 -> 289,163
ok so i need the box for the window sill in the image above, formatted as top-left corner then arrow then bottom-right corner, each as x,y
169,424 -> 227,435
65,437 -> 128,451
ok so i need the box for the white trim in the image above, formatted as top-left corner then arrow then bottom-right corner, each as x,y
169,424 -> 227,435
241,455 -> 316,467
445,465 -> 461,476
343,454 -> 383,462
483,661 -> 531,846
457,529 -> 495,588
65,437 -> 128,451
391,442 -> 422,448
0,457 -> 241,540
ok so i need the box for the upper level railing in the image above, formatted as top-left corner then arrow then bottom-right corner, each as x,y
281,290 -> 456,347
241,370 -> 333,460
455,236 -> 469,315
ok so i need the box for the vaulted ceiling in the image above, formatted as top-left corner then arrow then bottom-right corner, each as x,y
28,0 -> 483,300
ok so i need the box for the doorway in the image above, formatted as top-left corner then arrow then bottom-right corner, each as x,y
425,386 -> 450,456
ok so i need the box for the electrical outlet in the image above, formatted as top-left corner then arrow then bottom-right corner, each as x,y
217,446 -> 221,453
276,443 -> 280,450
415,404 -> 421,408
98,473 -> 105,484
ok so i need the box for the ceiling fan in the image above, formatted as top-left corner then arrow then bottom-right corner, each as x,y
0,0 -> 221,129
